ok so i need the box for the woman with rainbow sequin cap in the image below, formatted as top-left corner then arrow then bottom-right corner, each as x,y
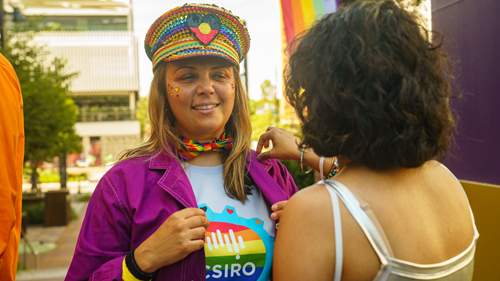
66,3 -> 297,281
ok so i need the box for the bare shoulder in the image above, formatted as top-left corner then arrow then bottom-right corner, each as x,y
283,183 -> 333,217
275,183 -> 336,281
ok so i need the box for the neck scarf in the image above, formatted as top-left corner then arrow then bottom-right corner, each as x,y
177,131 -> 233,161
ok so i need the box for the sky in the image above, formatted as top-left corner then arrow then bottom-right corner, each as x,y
132,0 -> 282,100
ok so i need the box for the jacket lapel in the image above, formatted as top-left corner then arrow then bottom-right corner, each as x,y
246,153 -> 288,205
149,151 -> 198,208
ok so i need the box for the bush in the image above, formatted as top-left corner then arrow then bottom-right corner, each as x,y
78,194 -> 92,202
70,207 -> 78,221
69,173 -> 87,182
22,193 -> 81,225
22,201 -> 44,225
38,169 -> 60,183
280,160 -> 315,190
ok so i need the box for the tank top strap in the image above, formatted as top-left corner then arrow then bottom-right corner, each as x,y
323,182 -> 343,281
321,179 -> 393,280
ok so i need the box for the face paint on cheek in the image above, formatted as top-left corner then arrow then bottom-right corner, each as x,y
167,78 -> 182,97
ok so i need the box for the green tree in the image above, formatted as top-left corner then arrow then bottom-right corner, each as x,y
1,32 -> 80,190
250,80 -> 315,189
250,80 -> 279,143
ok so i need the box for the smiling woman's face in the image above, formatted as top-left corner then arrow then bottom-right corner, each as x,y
165,57 -> 235,143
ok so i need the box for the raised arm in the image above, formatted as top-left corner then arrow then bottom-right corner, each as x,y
256,127 -> 337,179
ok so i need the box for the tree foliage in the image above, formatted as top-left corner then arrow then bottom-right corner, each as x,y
249,80 -> 315,189
249,80 -> 279,144
1,32 -> 81,188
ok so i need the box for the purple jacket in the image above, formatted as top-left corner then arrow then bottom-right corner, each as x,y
65,151 -> 297,281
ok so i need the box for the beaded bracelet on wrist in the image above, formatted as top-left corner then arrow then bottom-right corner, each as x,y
300,148 -> 313,174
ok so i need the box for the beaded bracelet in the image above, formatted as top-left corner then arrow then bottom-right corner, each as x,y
327,157 -> 339,178
125,248 -> 155,281
300,148 -> 313,174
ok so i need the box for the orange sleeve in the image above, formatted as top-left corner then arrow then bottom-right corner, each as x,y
0,53 -> 25,280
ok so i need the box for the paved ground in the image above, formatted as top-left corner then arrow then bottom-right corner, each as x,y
16,199 -> 90,280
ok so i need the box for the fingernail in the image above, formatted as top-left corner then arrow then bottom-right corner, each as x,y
272,205 -> 277,211
271,213 -> 277,220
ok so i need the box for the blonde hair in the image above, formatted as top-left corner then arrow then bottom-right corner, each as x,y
118,63 -> 253,203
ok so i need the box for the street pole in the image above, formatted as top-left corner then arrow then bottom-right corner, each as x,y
243,20 -> 249,98
60,151 -> 67,189
0,0 -> 5,49
244,56 -> 249,97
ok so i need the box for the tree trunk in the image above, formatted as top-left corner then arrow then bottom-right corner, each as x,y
60,151 -> 67,189
31,159 -> 39,191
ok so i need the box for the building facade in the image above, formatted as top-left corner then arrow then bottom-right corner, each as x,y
6,0 -> 140,166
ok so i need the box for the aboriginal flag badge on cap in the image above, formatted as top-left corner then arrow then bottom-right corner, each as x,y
145,3 -> 250,71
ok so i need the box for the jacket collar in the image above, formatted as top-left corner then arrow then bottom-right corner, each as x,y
148,149 -> 198,208
246,152 -> 288,205
147,149 -> 289,207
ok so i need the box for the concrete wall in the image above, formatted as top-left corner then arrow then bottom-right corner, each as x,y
101,135 -> 142,162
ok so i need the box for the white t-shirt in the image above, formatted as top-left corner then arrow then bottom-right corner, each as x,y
184,163 -> 275,281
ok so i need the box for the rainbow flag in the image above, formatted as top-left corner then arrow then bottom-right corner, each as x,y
281,0 -> 340,45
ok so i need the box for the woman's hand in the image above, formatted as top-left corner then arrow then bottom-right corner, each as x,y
256,127 -> 302,162
134,208 -> 210,273
271,201 -> 287,221
257,127 -> 340,178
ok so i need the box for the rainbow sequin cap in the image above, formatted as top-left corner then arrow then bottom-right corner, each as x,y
145,3 -> 250,71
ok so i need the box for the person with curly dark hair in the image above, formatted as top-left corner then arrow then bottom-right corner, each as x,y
256,1 -> 478,280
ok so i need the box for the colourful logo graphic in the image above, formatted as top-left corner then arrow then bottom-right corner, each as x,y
200,204 -> 274,281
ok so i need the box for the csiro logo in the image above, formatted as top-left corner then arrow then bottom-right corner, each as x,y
200,205 -> 274,281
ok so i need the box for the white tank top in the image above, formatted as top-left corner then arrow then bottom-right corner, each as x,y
322,166 -> 479,281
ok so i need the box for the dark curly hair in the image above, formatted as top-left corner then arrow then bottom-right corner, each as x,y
285,1 -> 454,170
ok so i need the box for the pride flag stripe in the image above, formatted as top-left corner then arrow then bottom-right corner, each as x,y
206,240 -> 266,257
206,253 -> 267,268
207,221 -> 249,232
281,0 -> 339,45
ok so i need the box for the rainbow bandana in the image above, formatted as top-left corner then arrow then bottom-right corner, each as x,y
145,3 -> 250,71
177,132 -> 233,161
